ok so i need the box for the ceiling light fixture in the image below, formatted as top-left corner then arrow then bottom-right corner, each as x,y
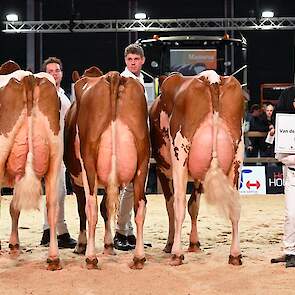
135,12 -> 147,20
261,10 -> 274,18
6,13 -> 19,22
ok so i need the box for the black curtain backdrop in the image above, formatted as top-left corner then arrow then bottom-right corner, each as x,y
1,0 -> 295,103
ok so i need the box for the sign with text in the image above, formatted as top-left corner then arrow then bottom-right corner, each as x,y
275,113 -> 295,153
265,165 -> 284,194
239,166 -> 266,195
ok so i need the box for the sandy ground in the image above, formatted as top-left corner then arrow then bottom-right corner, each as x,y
0,194 -> 293,295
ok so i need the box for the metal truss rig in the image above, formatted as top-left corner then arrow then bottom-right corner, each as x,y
3,17 -> 295,33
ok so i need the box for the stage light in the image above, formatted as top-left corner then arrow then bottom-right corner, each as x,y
261,10 -> 274,18
135,12 -> 147,20
6,13 -> 19,22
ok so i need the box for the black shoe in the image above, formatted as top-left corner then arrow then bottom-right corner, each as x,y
271,255 -> 286,263
113,232 -> 129,251
286,254 -> 295,268
127,235 -> 136,250
40,229 -> 50,247
57,233 -> 77,249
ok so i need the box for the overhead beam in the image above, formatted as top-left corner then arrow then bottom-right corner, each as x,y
3,17 -> 295,33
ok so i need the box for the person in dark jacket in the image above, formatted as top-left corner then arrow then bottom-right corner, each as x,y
260,102 -> 275,157
246,104 -> 269,158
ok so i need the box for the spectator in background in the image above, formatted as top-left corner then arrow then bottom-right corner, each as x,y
40,57 -> 77,249
260,102 -> 275,158
246,104 -> 269,159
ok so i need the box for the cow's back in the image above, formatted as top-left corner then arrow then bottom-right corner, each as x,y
150,72 -> 244,181
0,72 -> 61,190
65,72 -> 149,189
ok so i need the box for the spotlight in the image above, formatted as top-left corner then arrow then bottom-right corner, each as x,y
135,12 -> 147,20
6,13 -> 19,22
261,10 -> 274,18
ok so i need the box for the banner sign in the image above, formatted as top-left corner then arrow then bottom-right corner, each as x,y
239,166 -> 266,195
275,113 -> 295,153
265,165 -> 284,194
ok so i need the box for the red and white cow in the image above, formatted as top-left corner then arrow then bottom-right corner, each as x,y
64,69 -> 150,269
149,70 -> 244,266
0,61 -> 63,270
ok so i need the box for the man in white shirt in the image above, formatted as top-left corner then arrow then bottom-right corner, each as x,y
271,86 -> 295,267
113,44 -> 147,251
40,57 -> 77,249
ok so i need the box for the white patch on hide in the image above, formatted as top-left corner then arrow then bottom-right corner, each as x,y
0,70 -> 32,88
198,70 -> 221,84
34,72 -> 56,86
171,129 -> 190,166
159,110 -> 169,130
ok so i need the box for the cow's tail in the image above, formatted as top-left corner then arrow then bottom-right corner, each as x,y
106,72 -> 120,222
12,75 -> 42,211
203,83 -> 240,221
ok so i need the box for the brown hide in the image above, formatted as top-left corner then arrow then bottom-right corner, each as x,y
219,76 -> 244,143
0,75 -> 59,136
150,73 -> 244,177
0,60 -> 21,75
0,78 -> 25,135
35,77 -> 60,135
64,71 -> 150,195
72,66 -> 103,83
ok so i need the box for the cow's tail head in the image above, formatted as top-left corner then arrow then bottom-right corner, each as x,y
106,71 -> 120,121
105,71 -> 121,221
22,74 -> 36,115
203,157 -> 240,221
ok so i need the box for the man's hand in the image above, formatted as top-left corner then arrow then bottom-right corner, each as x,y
269,127 -> 275,136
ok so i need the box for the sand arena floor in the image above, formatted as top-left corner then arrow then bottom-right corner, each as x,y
0,194 -> 294,295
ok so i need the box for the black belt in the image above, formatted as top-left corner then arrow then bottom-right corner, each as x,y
288,167 -> 295,171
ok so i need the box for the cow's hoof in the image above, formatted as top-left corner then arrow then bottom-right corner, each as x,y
9,243 -> 20,256
73,243 -> 86,255
188,241 -> 201,252
46,258 -> 62,271
163,242 -> 173,253
170,254 -> 184,266
129,256 -> 146,270
228,254 -> 242,266
86,257 -> 99,270
103,243 -> 116,255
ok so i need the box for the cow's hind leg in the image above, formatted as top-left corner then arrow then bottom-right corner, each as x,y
45,169 -> 61,271
72,182 -> 87,255
169,130 -> 190,266
100,192 -> 115,255
227,140 -> 243,266
187,182 -> 201,252
9,202 -> 21,256
129,155 -> 149,270
80,157 -> 99,269
131,189 -> 147,270
157,169 -> 174,253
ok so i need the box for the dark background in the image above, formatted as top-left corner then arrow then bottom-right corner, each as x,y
1,0 -> 295,104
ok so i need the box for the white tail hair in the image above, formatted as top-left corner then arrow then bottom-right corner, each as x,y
203,111 -> 240,221
12,151 -> 42,211
12,110 -> 41,211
